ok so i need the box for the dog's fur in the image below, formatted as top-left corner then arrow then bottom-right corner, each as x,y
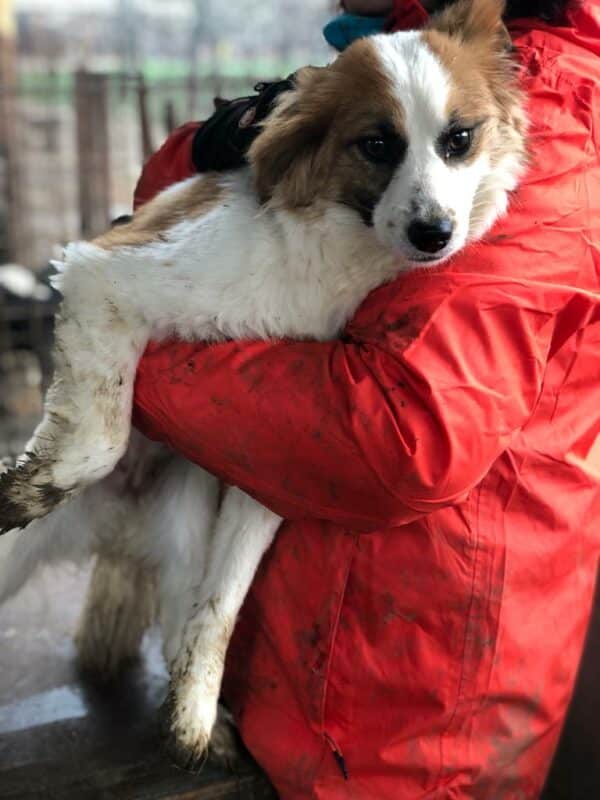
0,0 -> 526,771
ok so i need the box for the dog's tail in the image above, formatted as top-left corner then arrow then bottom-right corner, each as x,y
0,491 -> 156,680
0,445 -> 160,678
0,483 -> 94,607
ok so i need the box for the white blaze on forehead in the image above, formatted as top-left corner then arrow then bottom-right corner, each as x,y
369,32 -> 451,140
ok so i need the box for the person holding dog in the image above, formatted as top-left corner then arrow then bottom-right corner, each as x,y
132,1 -> 600,797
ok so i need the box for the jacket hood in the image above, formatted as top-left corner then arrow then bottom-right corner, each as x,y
387,0 -> 600,57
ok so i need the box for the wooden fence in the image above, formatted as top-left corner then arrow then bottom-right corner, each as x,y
0,70 -> 271,268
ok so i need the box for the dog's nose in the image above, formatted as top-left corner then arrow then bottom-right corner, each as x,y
406,219 -> 453,254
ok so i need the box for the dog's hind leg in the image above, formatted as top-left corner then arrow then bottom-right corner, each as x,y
0,244 -> 150,533
144,458 -> 220,671
75,555 -> 157,679
165,487 -> 281,772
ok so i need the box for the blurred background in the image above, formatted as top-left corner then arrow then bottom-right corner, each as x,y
0,0 -> 333,451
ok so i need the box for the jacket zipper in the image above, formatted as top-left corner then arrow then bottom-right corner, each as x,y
324,732 -> 349,781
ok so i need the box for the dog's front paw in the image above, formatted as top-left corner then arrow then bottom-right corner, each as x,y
165,725 -> 209,773
0,468 -> 42,533
161,687 -> 215,773
0,458 -> 66,533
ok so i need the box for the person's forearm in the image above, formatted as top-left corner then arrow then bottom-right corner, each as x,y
134,271 -> 565,531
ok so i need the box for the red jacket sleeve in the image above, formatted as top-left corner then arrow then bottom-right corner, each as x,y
133,121 -> 200,209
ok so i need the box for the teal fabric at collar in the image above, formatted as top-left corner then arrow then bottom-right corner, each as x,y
323,13 -> 386,51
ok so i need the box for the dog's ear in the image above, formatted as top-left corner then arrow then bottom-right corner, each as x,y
429,0 -> 511,51
249,65 -> 335,207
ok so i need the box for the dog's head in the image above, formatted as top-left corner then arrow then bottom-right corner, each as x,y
249,0 -> 526,266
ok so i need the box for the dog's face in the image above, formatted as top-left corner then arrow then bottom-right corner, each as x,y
250,0 -> 526,266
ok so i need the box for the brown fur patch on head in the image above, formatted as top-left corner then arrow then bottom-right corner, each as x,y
423,0 -> 526,164
249,42 -> 408,221
94,174 -> 223,250
428,0 -> 511,50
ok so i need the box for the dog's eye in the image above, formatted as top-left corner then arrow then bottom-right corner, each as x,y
358,137 -> 393,164
444,129 -> 472,159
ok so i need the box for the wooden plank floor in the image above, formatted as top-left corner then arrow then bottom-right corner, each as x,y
0,564 -> 276,800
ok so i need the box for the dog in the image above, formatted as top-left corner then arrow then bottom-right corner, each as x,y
0,0 -> 525,771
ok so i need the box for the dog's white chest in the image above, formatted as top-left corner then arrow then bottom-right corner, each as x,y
109,173 -> 400,344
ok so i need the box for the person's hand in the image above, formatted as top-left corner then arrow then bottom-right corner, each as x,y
342,1 -> 393,15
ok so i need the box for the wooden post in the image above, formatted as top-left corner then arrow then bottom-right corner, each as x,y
163,98 -> 177,137
0,0 -> 28,264
186,71 -> 197,120
75,70 -> 111,238
136,73 -> 154,162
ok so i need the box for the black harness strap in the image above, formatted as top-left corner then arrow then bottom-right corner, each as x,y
191,76 -> 296,173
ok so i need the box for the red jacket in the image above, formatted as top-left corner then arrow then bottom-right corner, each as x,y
133,3 -> 600,797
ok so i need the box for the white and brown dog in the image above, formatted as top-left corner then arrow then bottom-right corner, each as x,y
0,0 -> 525,771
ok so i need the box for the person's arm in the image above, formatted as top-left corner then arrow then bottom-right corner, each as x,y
134,122 -> 201,208
134,259 -> 577,531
